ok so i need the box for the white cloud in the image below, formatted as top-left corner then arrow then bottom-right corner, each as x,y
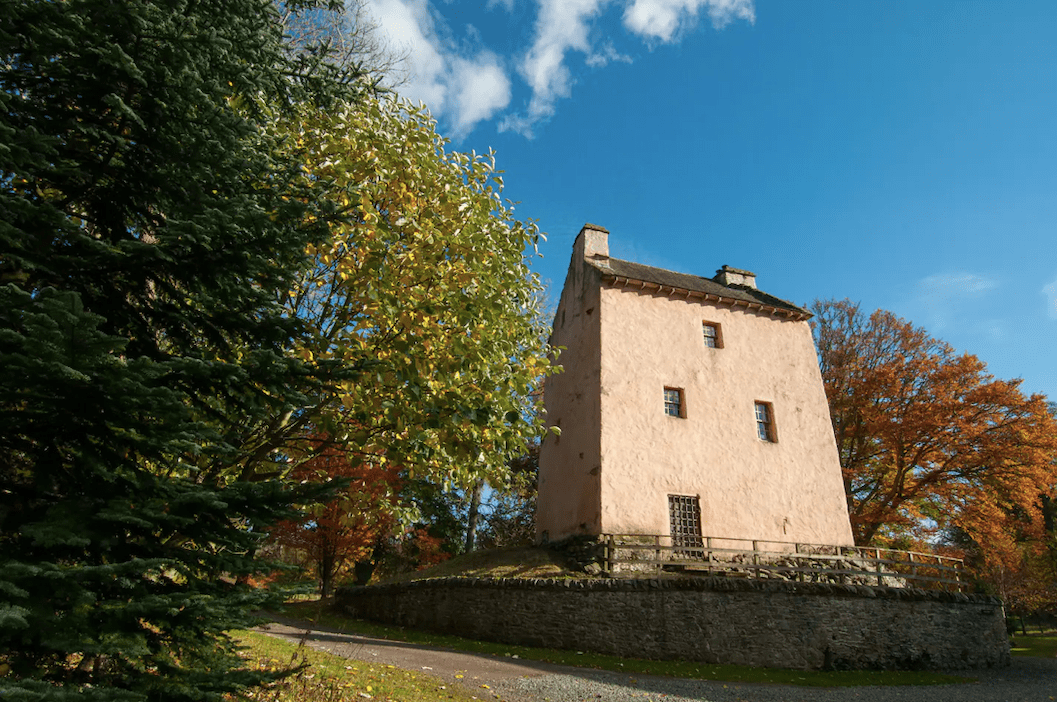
916,272 -> 998,330
495,112 -> 539,138
502,0 -> 754,136
1043,278 -> 1057,319
585,41 -> 633,68
509,0 -> 610,134
364,0 -> 513,136
366,0 -> 755,137
366,0 -> 447,107
919,272 -> 997,297
450,53 -> 512,137
980,321 -> 1005,341
623,0 -> 755,43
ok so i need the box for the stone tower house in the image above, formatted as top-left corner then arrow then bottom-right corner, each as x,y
536,224 -> 854,547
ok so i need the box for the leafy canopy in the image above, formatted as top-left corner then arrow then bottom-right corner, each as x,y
270,435 -> 401,597
284,96 -> 554,492
811,299 -> 1057,572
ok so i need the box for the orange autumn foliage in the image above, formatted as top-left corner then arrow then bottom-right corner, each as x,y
271,436 -> 401,596
811,299 -> 1057,575
407,527 -> 450,569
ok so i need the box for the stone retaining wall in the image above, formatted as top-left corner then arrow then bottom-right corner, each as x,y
336,577 -> 1009,671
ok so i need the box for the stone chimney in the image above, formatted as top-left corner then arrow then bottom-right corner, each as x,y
714,265 -> 757,289
574,223 -> 609,263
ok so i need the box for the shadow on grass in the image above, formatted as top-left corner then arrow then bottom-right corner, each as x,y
235,630 -> 481,702
1009,634 -> 1057,658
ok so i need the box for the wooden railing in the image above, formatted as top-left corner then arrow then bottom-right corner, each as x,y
601,534 -> 966,592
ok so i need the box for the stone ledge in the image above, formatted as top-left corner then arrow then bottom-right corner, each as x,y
337,575 -> 998,605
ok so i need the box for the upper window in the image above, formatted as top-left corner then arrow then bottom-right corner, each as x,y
702,322 -> 722,348
664,387 -> 684,418
755,401 -> 776,442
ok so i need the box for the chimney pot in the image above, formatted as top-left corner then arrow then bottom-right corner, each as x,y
575,223 -> 609,262
715,265 -> 757,289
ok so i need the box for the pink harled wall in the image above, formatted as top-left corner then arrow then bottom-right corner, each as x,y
538,225 -> 854,547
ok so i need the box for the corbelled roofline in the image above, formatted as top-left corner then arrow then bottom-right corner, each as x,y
587,257 -> 811,321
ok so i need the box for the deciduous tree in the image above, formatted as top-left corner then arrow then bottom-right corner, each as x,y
811,299 -> 1057,574
270,436 -> 401,597
477,441 -> 540,550
278,0 -> 407,91
283,96 -> 554,492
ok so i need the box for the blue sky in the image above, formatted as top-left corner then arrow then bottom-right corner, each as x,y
361,0 -> 1057,401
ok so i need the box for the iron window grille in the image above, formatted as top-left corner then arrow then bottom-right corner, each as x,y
669,494 -> 703,552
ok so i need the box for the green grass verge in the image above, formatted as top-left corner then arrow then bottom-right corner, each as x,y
1010,635 -> 1057,658
375,546 -> 581,584
233,630 -> 482,701
275,599 -> 973,688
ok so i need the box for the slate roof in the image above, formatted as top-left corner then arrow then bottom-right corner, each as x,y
586,257 -> 811,321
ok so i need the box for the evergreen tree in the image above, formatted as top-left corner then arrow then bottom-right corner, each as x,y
0,1 -> 359,699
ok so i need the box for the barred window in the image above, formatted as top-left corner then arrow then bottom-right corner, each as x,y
669,495 -> 703,550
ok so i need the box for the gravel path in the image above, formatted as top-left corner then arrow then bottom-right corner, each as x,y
258,615 -> 1056,702
498,658 -> 1055,702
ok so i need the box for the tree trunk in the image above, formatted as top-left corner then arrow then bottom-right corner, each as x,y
318,552 -> 335,598
353,560 -> 375,586
464,479 -> 484,553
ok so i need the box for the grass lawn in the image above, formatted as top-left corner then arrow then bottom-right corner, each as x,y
271,598 -> 974,688
232,630 -> 482,701
1009,634 -> 1057,658
375,546 -> 581,584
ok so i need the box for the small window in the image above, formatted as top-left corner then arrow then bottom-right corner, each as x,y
664,387 -> 684,418
702,322 -> 722,348
755,401 -> 776,442
669,495 -> 703,552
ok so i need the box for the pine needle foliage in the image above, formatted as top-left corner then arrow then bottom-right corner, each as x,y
0,1 -> 362,700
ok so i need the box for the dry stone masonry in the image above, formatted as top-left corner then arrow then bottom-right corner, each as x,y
337,576 -> 1009,671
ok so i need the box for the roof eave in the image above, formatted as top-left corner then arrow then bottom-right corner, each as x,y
600,273 -> 812,322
